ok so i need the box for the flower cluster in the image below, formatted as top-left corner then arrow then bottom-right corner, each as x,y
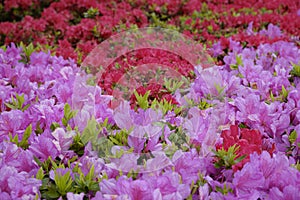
1,21 -> 300,198
215,125 -> 275,171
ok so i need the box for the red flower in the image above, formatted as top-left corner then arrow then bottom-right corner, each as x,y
216,125 -> 264,171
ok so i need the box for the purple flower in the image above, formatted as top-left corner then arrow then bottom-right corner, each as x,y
145,152 -> 172,173
232,151 -> 300,198
8,172 -> 41,199
246,22 -> 254,35
101,176 -> 153,200
52,128 -> 76,154
198,183 -> 209,200
0,165 -> 41,199
99,178 -> 118,195
29,134 -> 59,162
0,110 -> 30,140
131,108 -> 162,126
113,102 -> 134,130
67,192 -> 85,200
127,123 -> 162,153
125,179 -> 152,200
183,107 -> 209,145
173,149 -> 205,185
106,153 -> 140,173
30,51 -> 51,67
192,66 -> 224,97
149,171 -> 190,198
234,94 -> 270,135
29,99 -> 64,131
259,23 -> 282,39
229,38 -> 242,53
233,158 -> 266,197
0,142 -> 38,175
211,41 -> 223,57
238,59 -> 263,86
76,155 -> 104,176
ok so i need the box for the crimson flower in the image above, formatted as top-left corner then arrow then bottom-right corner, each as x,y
216,125 -> 264,171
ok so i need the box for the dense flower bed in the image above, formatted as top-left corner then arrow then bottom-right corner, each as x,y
1,23 -> 300,199
1,0 -> 300,199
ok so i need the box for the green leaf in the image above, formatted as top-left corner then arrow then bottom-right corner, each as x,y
83,7 -> 99,18
270,90 -> 275,102
44,190 -> 60,199
4,93 -> 30,111
19,124 -> 32,149
236,55 -> 243,66
62,103 -> 78,127
50,122 -> 60,132
291,62 -> 300,77
289,130 -> 297,144
9,133 -> 19,145
20,42 -> 36,62
85,165 -> 95,182
54,170 -> 74,196
69,134 -> 85,156
214,83 -> 225,96
36,167 -> 44,180
134,90 -> 150,110
163,78 -> 185,94
81,117 -> 99,145
213,144 -> 244,169
281,85 -> 288,100
235,155 -> 246,163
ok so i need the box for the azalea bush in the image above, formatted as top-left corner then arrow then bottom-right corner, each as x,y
1,22 -> 300,199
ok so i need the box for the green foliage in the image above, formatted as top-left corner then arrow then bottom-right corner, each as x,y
186,174 -> 207,200
163,78 -> 186,94
36,155 -> 101,199
50,122 -> 61,132
151,98 -> 182,115
213,144 -> 245,169
53,170 -> 74,196
83,7 -> 99,18
108,129 -> 129,146
36,167 -> 45,180
168,126 -> 189,150
230,55 -> 243,70
134,90 -> 151,110
62,103 -> 78,127
291,62 -> 300,77
69,133 -> 85,157
215,183 -> 234,195
126,169 -> 139,180
5,93 -> 30,111
289,130 -> 297,144
281,85 -> 288,100
73,165 -> 100,194
148,12 -> 180,31
19,42 -> 35,63
185,97 -> 214,110
81,117 -> 100,145
292,161 -> 300,172
9,124 -> 32,149
0,44 -> 6,50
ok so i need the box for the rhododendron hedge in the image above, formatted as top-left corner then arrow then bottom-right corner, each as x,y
0,0 -> 299,61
